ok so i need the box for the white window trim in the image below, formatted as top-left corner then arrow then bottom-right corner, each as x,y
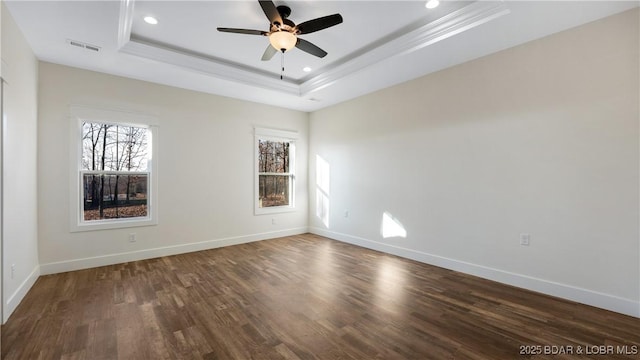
254,127 -> 297,215
69,106 -> 159,232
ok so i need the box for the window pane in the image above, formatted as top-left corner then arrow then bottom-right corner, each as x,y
258,140 -> 290,173
82,123 -> 150,171
83,174 -> 148,220
258,175 -> 290,207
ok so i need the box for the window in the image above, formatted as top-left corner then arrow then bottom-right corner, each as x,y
255,128 -> 297,214
71,107 -> 158,231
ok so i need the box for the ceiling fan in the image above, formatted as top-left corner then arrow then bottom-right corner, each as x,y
217,1 -> 343,61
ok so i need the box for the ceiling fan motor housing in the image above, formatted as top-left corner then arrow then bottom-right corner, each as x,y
273,6 -> 296,31
277,5 -> 292,19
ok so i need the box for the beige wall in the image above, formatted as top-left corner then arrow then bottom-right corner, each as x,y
37,62 -> 309,273
309,8 -> 639,316
1,2 -> 40,323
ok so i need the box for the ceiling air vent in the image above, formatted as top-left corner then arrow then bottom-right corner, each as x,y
66,39 -> 101,52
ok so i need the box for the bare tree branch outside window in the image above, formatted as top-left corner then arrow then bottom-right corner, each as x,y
81,122 -> 150,221
258,140 -> 292,207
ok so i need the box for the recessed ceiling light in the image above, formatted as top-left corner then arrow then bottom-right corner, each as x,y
425,0 -> 440,9
303,67 -> 312,72
144,16 -> 158,25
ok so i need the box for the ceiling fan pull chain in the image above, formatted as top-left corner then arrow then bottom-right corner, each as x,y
280,51 -> 285,80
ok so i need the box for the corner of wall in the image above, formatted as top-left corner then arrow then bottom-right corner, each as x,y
1,0 -> 41,324
3,265 -> 39,324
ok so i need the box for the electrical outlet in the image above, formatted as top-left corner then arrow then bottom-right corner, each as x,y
520,233 -> 531,246
272,218 -> 276,225
128,233 -> 136,243
11,264 -> 15,279
344,210 -> 349,218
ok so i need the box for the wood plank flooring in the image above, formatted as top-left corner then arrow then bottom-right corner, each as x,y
2,233 -> 639,359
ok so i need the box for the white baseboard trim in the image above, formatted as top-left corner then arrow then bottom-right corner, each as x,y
40,227 -> 309,275
4,265 -> 41,324
310,227 -> 640,318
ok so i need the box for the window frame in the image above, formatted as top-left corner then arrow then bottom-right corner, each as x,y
254,127 -> 297,215
70,106 -> 159,232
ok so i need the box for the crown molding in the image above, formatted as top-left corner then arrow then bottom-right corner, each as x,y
117,0 -> 509,98
299,1 -> 510,95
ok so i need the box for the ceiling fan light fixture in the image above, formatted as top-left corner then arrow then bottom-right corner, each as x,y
269,31 -> 297,52
425,0 -> 440,9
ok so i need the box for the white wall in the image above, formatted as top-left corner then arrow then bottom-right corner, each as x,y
37,62 -> 309,273
309,9 -> 639,317
1,2 -> 40,323
9,4 -> 639,321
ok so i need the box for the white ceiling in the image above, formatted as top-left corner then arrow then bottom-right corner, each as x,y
4,0 -> 638,112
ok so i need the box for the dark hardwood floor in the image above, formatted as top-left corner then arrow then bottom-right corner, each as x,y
2,233 -> 639,359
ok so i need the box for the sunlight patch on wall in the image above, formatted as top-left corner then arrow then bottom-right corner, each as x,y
316,155 -> 330,194
381,212 -> 407,238
315,155 -> 330,228
316,191 -> 330,228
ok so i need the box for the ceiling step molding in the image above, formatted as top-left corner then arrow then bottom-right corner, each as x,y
117,0 -> 509,98
120,38 -> 301,96
299,1 -> 510,95
117,0 -> 135,48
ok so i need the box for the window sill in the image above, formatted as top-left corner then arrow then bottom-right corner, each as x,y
254,206 -> 296,216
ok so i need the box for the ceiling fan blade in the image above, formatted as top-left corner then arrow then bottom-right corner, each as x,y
296,14 -> 343,35
295,38 -> 328,58
259,0 -> 283,27
261,44 -> 277,61
217,28 -> 268,36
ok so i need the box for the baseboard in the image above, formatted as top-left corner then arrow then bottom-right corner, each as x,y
40,227 -> 308,275
310,227 -> 640,318
4,265 -> 41,324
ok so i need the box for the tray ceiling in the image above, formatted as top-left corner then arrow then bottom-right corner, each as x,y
4,1 -> 638,111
